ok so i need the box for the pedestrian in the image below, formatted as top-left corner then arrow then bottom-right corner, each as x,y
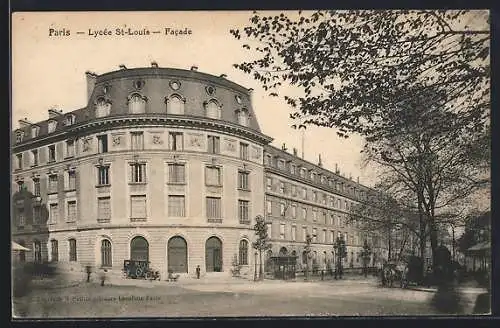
196,265 -> 200,279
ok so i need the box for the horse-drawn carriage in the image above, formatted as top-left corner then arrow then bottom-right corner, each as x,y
122,260 -> 160,280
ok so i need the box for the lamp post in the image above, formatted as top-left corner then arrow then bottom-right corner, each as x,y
254,251 -> 258,281
333,244 -> 338,280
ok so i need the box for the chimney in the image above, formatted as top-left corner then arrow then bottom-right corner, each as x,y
119,64 -> 127,70
85,71 -> 97,102
318,154 -> 323,167
18,118 -> 32,128
349,173 -> 352,180
248,88 -> 254,93
293,148 -> 298,156
357,176 -> 360,184
281,143 -> 287,151
190,65 -> 198,71
335,163 -> 339,174
220,74 -> 227,78
151,61 -> 158,68
48,108 -> 63,119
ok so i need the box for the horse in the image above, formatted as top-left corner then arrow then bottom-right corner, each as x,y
382,263 -> 405,288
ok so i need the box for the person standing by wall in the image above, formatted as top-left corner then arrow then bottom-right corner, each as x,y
196,265 -> 201,279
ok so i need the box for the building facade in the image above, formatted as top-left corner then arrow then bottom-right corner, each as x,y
11,65 -> 381,280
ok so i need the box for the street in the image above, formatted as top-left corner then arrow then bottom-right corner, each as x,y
12,276 -> 483,318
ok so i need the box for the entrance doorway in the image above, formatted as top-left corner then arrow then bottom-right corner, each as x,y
205,236 -> 222,272
168,236 -> 188,273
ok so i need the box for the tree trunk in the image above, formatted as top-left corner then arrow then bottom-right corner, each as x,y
429,219 -> 439,272
259,250 -> 263,280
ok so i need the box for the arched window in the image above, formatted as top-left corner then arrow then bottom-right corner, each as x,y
128,93 -> 146,114
95,97 -> 111,118
279,247 -> 288,256
101,239 -> 112,267
205,236 -> 223,272
236,108 -> 250,126
168,236 -> 188,273
291,250 -> 297,258
238,240 -> 248,265
166,95 -> 185,115
130,236 -> 149,261
205,100 -> 221,119
69,238 -> 77,262
50,239 -> 58,262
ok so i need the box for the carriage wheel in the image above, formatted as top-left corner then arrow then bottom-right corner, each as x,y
136,267 -> 144,278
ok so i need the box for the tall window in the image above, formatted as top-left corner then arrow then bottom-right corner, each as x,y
237,110 -> 249,126
18,241 -> 26,262
65,115 -> 75,126
31,126 -> 39,138
279,203 -> 287,216
302,208 -> 307,220
266,155 -> 272,166
168,195 -> 185,217
67,200 -> 77,222
302,227 -> 307,242
238,171 -> 249,190
279,182 -> 285,193
130,236 -> 149,261
97,197 -> 111,223
168,163 -> 185,184
312,209 -> 318,222
16,153 -> 22,169
51,240 -> 58,262
48,120 -> 57,133
167,95 -> 185,114
238,200 -> 249,223
292,225 -> 297,241
239,143 -> 249,160
266,200 -> 272,215
130,163 -> 147,183
66,170 -> 76,190
48,174 -> 58,193
97,135 -> 108,153
266,177 -> 272,190
291,185 -> 297,196
48,145 -> 56,162
97,165 -> 110,185
17,208 -> 25,227
206,197 -> 221,219
280,224 -> 285,239
330,231 -> 335,243
66,140 -> 75,158
239,240 -> 248,265
49,203 -> 59,224
301,188 -> 307,199
69,239 -> 77,261
207,135 -> 220,154
33,206 -> 41,224
95,97 -> 111,117
31,149 -> 38,166
168,132 -> 183,151
34,240 -> 42,263
313,228 -> 317,242
291,204 -> 297,218
130,195 -> 147,219
205,166 -> 221,186
277,160 -> 285,170
131,132 -> 144,150
128,93 -> 146,114
313,191 -> 317,202
205,100 -> 221,119
101,240 -> 112,267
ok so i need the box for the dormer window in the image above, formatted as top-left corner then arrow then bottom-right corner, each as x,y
31,126 -> 40,138
166,94 -> 185,115
128,93 -> 147,114
205,99 -> 221,119
15,130 -> 24,143
236,108 -> 250,126
48,120 -> 58,133
95,97 -> 112,118
65,114 -> 76,126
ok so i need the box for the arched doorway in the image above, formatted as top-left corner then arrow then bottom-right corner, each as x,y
205,236 -> 222,272
130,236 -> 149,261
168,236 -> 188,273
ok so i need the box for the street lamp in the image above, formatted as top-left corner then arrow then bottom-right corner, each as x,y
254,251 -> 258,281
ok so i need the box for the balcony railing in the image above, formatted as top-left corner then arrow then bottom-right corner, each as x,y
207,218 -> 222,223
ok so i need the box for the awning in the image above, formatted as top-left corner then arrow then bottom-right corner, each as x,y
11,241 -> 30,251
467,241 -> 490,252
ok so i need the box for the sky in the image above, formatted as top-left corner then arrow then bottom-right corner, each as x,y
11,11 -> 380,186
